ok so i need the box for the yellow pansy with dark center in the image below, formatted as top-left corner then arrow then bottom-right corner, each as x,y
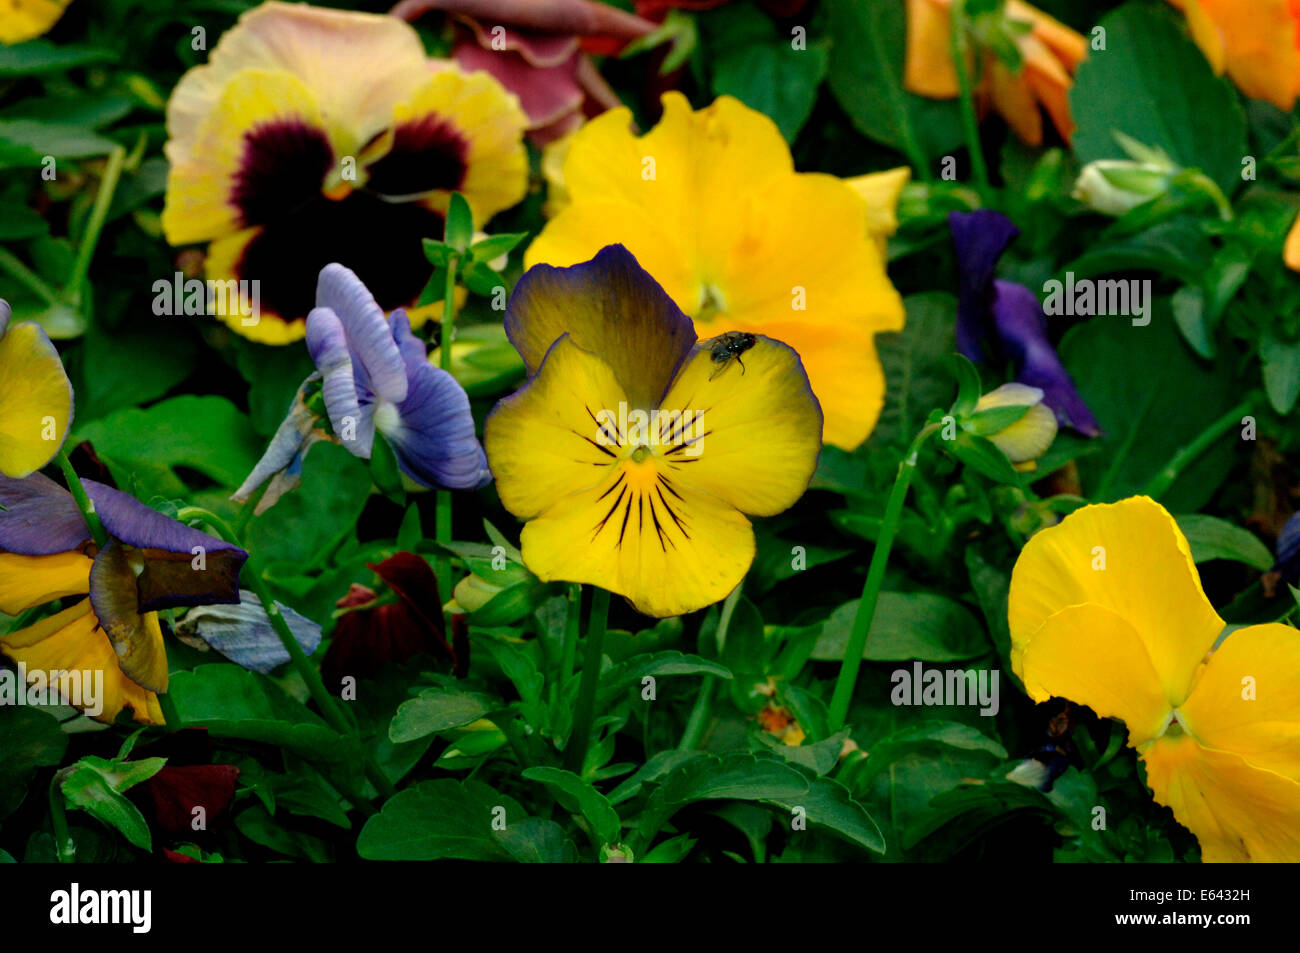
1010,496 -> 1300,861
161,2 -> 528,344
485,246 -> 822,618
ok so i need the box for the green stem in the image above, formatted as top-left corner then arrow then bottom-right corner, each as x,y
949,0 -> 990,197
828,427 -> 935,732
157,692 -> 183,732
564,587 -> 611,774
435,255 -> 459,617
48,778 -> 74,863
0,247 -> 60,304
553,583 -> 583,707
1140,398 -> 1252,500
678,584 -> 742,750
56,450 -> 107,549
175,507 -> 398,801
66,145 -> 126,311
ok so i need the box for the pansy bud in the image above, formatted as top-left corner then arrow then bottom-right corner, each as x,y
1072,137 -> 1180,217
974,383 -> 1058,472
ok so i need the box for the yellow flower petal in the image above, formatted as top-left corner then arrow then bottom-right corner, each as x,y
0,0 -> 70,44
659,334 -> 822,517
843,166 -> 911,253
378,67 -> 529,226
165,1 -> 429,171
162,68 -> 338,246
1170,0 -> 1299,110
519,461 -> 755,618
904,0 -> 960,98
203,227 -> 308,345
1285,211 -> 1300,273
1008,497 -> 1223,707
1143,733 -> 1300,862
0,551 -> 92,615
0,321 -> 72,478
1179,623 -> 1300,781
528,94 -> 904,451
2,599 -> 163,724
1019,603 -> 1173,745
485,335 -> 629,520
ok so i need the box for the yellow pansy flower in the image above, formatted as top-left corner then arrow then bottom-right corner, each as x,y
1010,496 -> 1300,861
161,1 -> 528,344
0,299 -> 72,478
485,246 -> 822,618
0,0 -> 71,44
525,93 -> 903,450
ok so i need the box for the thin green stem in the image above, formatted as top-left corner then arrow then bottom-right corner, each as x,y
949,0 -> 990,197
553,583 -> 583,707
678,584 -> 742,750
56,450 -> 107,549
175,507 -> 398,801
1140,398 -> 1252,500
66,145 -> 126,311
157,692 -> 183,732
0,247 -> 59,304
435,255 -> 459,618
48,778 -> 74,863
828,427 -> 936,732
564,587 -> 611,774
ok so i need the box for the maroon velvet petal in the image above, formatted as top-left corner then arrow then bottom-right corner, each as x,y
454,41 -> 584,130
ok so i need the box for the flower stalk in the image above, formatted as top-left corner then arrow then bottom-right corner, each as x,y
564,586 -> 611,774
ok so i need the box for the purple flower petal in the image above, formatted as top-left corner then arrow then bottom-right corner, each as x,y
506,245 -> 696,408
384,356 -> 492,490
389,308 -> 428,366
0,298 -> 10,336
317,263 -> 409,405
949,210 -> 1020,362
0,472 -> 87,554
992,281 -> 1101,437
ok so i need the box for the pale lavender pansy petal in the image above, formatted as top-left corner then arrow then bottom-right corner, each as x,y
316,263 -> 408,404
307,306 -> 372,457
389,308 -> 427,366
175,590 -> 322,675
384,357 -> 492,490
232,376 -> 321,506
0,298 -> 10,337
0,472 -> 87,554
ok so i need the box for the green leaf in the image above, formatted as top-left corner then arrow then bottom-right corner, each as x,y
358,779 -> 547,861
638,833 -> 696,863
0,41 -> 116,76
168,664 -> 354,763
389,689 -> 495,744
1061,309 -> 1236,511
445,192 -> 473,252
704,5 -> 828,142
0,92 -> 133,128
962,404 -> 1030,437
0,707 -> 68,819
947,431 -> 1023,485
368,429 -> 406,506
1175,515 -> 1273,571
522,767 -> 622,845
0,120 -> 118,164
873,293 -> 958,447
766,777 -> 885,854
1069,4 -> 1246,193
597,651 -> 732,708
945,353 -> 983,418
0,202 -> 48,240
69,322 -> 197,424
421,238 -> 454,268
813,593 -> 990,662
662,753 -> 810,804
822,0 -> 962,161
469,231 -> 528,264
1260,332 -> 1300,416
59,755 -> 166,852
71,395 -> 263,500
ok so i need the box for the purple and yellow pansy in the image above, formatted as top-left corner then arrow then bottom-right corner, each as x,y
0,474 -> 247,724
485,245 -> 823,618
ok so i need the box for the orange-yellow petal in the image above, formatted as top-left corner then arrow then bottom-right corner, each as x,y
0,320 -> 73,478
1143,733 -> 1300,862
0,551 -> 91,615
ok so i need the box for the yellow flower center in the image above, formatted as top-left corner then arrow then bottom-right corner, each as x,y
695,283 -> 728,324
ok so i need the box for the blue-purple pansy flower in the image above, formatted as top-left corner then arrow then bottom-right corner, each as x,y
949,209 -> 1100,437
235,263 -> 491,509
0,473 -> 247,723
